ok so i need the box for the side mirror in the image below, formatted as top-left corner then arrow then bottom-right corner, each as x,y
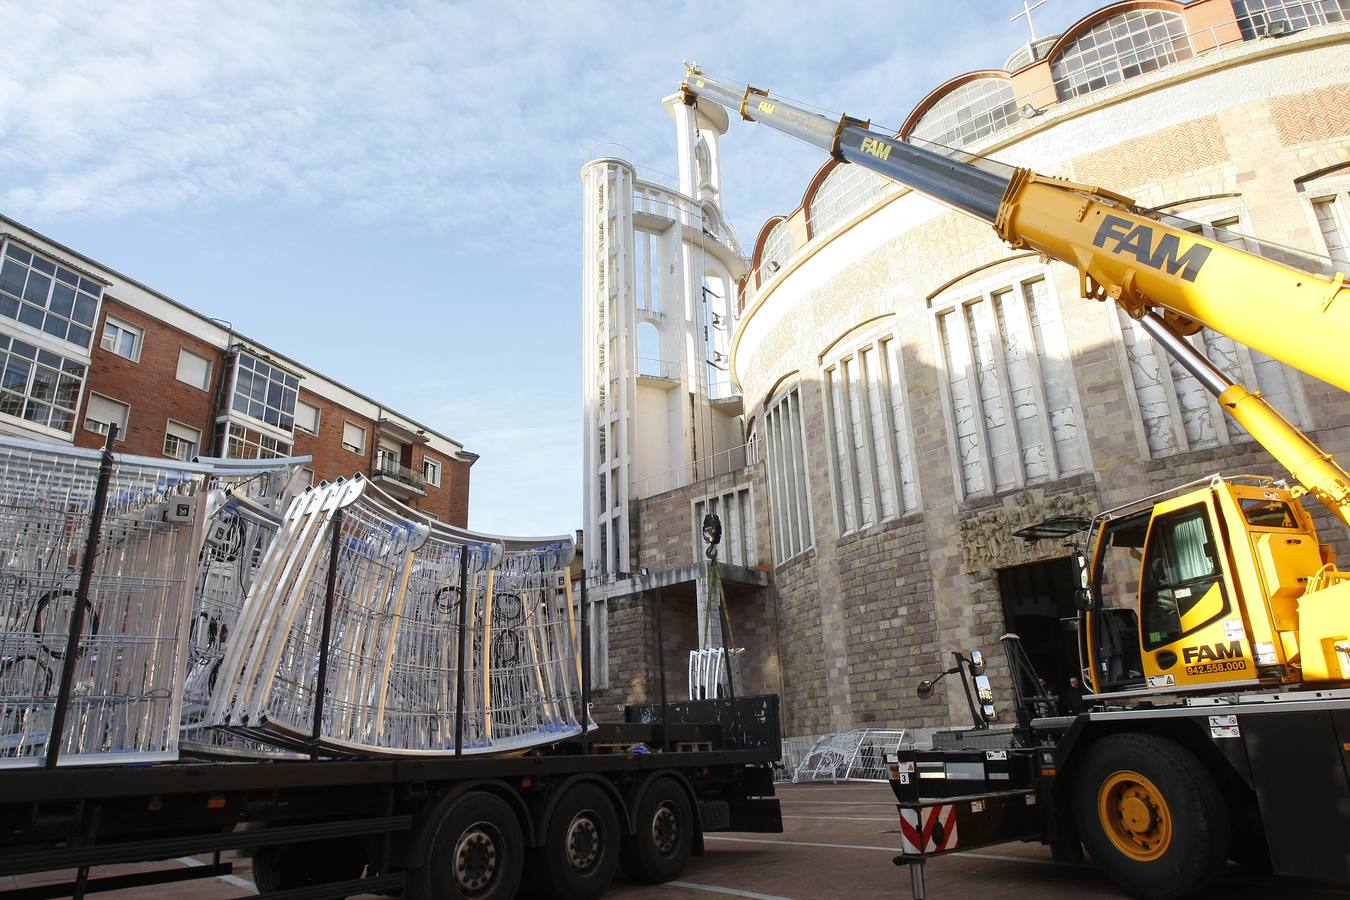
974,674 -> 996,721
916,679 -> 935,700
968,649 -> 985,675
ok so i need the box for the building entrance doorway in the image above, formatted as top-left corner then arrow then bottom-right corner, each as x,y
996,557 -> 1079,713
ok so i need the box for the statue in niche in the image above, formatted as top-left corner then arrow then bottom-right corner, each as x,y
694,134 -> 712,191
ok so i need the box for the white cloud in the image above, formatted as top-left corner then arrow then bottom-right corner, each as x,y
0,0 -> 1110,537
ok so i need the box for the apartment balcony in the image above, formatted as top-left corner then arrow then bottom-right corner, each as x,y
371,451 -> 425,498
376,417 -> 430,445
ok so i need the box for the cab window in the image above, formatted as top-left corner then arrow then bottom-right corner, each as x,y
1239,498 -> 1297,529
1140,506 -> 1227,650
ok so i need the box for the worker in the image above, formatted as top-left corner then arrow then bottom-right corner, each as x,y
1065,676 -> 1086,715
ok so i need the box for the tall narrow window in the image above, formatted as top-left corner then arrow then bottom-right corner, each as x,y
822,330 -> 919,535
1309,188 -> 1350,270
1117,210 -> 1308,457
694,486 -> 755,568
763,385 -> 813,562
934,273 -> 1085,498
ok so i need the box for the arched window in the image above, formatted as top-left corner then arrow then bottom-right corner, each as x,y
909,78 -> 1020,152
759,220 -> 794,279
1051,9 -> 1192,101
808,164 -> 896,238
637,321 -> 663,377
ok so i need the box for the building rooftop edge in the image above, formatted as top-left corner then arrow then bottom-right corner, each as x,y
0,212 -> 474,462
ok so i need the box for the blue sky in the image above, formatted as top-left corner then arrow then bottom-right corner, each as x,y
0,0 -> 1110,535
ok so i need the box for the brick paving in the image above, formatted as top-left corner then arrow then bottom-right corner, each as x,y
6,781 -> 1339,899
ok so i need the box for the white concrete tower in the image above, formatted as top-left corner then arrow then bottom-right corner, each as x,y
580,95 -> 746,653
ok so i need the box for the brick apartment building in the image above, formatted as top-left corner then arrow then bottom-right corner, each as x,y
0,215 -> 475,523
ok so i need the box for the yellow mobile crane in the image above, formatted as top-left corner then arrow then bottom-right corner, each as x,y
681,67 -> 1350,898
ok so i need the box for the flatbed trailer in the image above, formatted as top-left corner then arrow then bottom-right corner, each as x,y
886,688 -> 1350,899
0,697 -> 783,900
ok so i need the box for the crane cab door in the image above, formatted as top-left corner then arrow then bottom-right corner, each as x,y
1137,490 -> 1256,690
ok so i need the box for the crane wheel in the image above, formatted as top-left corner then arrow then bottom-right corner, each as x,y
1073,733 -> 1228,900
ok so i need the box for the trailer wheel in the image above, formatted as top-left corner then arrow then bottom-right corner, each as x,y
252,836 -> 366,894
1073,733 -> 1228,900
620,777 -> 694,883
536,783 -> 620,899
413,791 -> 523,900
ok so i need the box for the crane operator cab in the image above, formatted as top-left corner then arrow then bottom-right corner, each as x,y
1080,476 -> 1350,695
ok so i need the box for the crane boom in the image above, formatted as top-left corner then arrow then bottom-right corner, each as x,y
681,67 -> 1350,526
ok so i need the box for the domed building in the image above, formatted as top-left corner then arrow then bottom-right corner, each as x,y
583,0 -> 1350,746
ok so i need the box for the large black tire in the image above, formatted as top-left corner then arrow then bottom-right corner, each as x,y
252,836 -> 366,895
534,783 -> 621,900
1073,733 -> 1229,900
619,777 -> 694,883
410,791 -> 524,900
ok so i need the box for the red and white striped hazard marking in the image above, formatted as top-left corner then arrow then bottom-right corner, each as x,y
898,804 -> 959,854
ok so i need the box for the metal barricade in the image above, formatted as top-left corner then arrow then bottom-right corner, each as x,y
793,729 -> 908,783
0,436 -> 209,768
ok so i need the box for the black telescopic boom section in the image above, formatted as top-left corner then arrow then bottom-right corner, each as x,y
683,71 -> 1009,223
453,548 -> 470,757
311,508 -> 343,758
580,573 -> 591,754
835,124 -> 1008,223
45,426 -> 118,769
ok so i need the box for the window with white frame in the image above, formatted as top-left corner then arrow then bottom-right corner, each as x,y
294,399 -> 320,435
1050,9 -> 1192,101
224,421 -> 291,460
176,348 -> 212,391
100,316 -> 142,362
0,241 -> 102,349
934,272 -> 1086,498
163,420 -> 201,460
0,336 -> 86,433
231,352 -> 298,431
1116,207 -> 1311,458
422,457 -> 442,487
342,420 -> 366,454
299,467 -> 315,488
84,394 -> 128,440
821,330 -> 919,535
1233,0 -> 1350,39
694,485 -> 755,568
909,77 -> 1020,152
759,220 -> 793,279
762,385 -> 813,562
808,164 -> 897,238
